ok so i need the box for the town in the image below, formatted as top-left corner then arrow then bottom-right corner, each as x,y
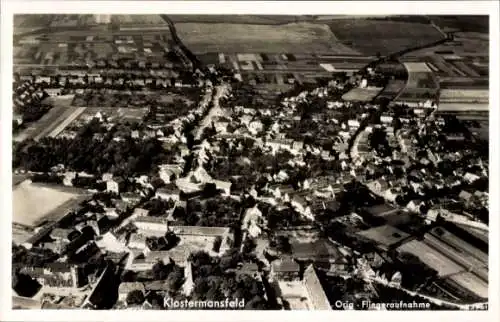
11,14 -> 489,311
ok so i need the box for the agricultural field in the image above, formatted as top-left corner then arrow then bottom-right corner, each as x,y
14,14 -> 97,34
377,79 -> 406,100
66,106 -> 149,126
429,15 -> 489,33
110,15 -> 166,25
327,19 -> 444,56
175,22 -> 360,54
13,95 -> 76,142
13,25 -> 173,66
403,62 -> 438,88
14,15 -> 54,28
169,15 -> 309,25
440,89 -> 489,103
49,15 -> 97,28
342,87 -> 383,102
397,240 -> 466,277
13,180 -> 86,228
12,225 -> 33,245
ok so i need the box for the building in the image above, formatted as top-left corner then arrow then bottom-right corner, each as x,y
169,225 -> 233,255
302,264 -> 331,310
49,228 -> 73,242
134,216 -> 169,233
20,263 -> 79,290
121,192 -> 142,204
125,246 -> 192,271
96,231 -> 128,253
128,233 -> 148,250
106,180 -> 119,194
155,184 -> 180,201
212,180 -> 232,196
270,257 -> 300,281
22,225 -> 53,249
291,240 -> 349,272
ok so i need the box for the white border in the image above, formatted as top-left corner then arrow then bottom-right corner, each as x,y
1,1 -> 498,322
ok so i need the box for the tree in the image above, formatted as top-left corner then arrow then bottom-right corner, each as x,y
126,289 -> 145,305
165,231 -> 180,250
152,261 -> 171,280
213,236 -> 223,253
121,270 -> 138,283
274,236 -> 292,254
244,295 -> 267,309
12,271 -> 41,298
241,238 -> 256,254
166,267 -> 185,293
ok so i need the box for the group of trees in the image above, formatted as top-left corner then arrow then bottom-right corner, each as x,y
172,197 -> 242,228
12,245 -> 59,268
13,118 -> 175,177
269,235 -> 292,254
186,251 -> 270,309
368,127 -> 393,158
143,198 -> 176,217
12,270 -> 42,298
266,206 -> 312,230
146,231 -> 180,252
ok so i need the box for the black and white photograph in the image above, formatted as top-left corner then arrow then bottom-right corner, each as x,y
1,1 -> 499,321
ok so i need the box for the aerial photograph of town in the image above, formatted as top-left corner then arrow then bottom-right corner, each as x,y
9,12 -> 491,312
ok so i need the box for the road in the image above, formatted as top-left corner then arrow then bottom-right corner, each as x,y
194,84 -> 229,140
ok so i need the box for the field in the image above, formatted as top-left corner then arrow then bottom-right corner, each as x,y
447,272 -> 488,299
327,19 -> 444,56
14,25 -> 173,66
429,15 -> 489,33
34,106 -> 85,139
397,240 -> 465,277
356,225 -> 410,249
47,107 -> 87,138
67,106 -> 149,125
110,15 -> 166,25
342,87 -> 383,102
14,15 -> 54,28
169,15 -> 309,25
175,22 -> 360,54
439,89 -> 489,103
377,79 -> 406,100
13,181 -> 86,228
13,225 -> 33,245
437,103 -> 489,113
13,95 -> 75,142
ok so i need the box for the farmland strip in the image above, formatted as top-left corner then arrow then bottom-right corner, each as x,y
48,107 -> 87,138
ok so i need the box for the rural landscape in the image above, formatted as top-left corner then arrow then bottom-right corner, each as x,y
11,13 -> 490,311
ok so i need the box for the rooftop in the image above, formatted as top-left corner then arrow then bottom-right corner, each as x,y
169,225 -> 230,237
118,282 -> 145,294
272,257 -> 300,273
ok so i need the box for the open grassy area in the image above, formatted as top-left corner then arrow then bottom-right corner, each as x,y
328,19 -> 444,56
176,22 -> 360,54
13,181 -> 85,228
